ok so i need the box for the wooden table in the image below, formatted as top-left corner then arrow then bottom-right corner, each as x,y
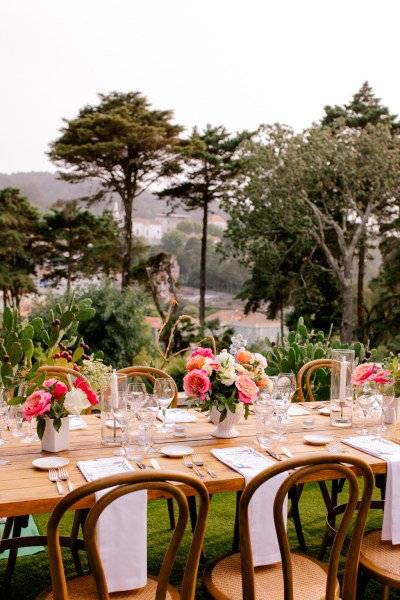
0,406 -> 390,518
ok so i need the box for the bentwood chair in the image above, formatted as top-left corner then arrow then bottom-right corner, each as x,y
117,366 -> 178,408
0,366 -> 90,597
35,470 -> 210,600
357,528 -> 400,599
203,454 -> 373,600
296,359 -> 333,404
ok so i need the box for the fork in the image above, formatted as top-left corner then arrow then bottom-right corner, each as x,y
327,442 -> 354,455
192,453 -> 218,478
49,469 -> 65,495
58,466 -> 74,492
183,455 -> 205,478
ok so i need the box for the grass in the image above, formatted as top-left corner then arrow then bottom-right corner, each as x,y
0,483 -> 395,599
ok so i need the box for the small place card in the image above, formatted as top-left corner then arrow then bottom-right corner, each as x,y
77,457 -> 135,482
157,408 -> 198,423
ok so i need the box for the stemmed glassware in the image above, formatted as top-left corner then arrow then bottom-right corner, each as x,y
275,373 -> 296,424
18,385 -> 40,444
254,391 -> 277,449
272,389 -> 292,442
154,379 -> 175,434
127,382 -> 147,423
355,382 -> 377,435
0,396 -> 10,447
376,379 -> 395,437
137,393 -> 159,452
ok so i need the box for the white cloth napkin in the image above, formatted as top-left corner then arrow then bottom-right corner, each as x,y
287,404 -> 310,416
341,435 -> 400,544
381,455 -> 400,544
77,457 -> 147,592
211,446 -> 287,565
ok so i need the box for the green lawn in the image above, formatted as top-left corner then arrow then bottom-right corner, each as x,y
0,484 -> 394,599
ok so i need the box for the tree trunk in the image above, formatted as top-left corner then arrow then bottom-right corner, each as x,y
280,303 -> 284,342
199,201 -> 208,325
121,196 -> 133,288
357,233 -> 366,342
340,259 -> 354,343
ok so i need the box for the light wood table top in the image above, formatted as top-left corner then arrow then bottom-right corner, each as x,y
0,405 -> 390,518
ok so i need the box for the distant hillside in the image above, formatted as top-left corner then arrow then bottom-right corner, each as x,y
0,171 -> 225,220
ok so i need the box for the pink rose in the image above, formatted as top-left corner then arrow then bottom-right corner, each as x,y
373,369 -> 392,384
235,373 -> 258,404
351,363 -> 377,386
190,347 -> 215,361
44,378 -> 68,398
73,378 -> 99,406
183,369 -> 212,401
22,389 -> 52,421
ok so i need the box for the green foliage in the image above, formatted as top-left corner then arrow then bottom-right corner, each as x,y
0,295 -> 97,389
40,200 -> 122,292
263,317 -> 367,402
67,280 -> 155,369
48,91 -> 183,287
0,188 -> 41,308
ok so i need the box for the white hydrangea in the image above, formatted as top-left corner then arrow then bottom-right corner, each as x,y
250,353 -> 268,369
214,349 -> 235,368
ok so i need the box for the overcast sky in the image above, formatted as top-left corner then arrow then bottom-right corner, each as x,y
1,0 -> 399,174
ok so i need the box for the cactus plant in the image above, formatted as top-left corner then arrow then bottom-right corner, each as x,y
264,317 -> 368,402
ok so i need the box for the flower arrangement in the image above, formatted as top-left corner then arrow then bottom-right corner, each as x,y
183,335 -> 272,421
22,375 -> 100,439
351,362 -> 392,387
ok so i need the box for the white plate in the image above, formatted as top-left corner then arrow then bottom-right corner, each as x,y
159,445 -> 194,457
32,457 -> 69,470
303,435 -> 333,446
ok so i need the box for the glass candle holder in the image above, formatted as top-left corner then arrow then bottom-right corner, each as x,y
330,349 -> 355,428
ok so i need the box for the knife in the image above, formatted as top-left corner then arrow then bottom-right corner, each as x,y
281,446 -> 294,459
150,458 -> 161,469
266,449 -> 283,461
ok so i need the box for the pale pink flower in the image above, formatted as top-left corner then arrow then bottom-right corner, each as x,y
351,363 -> 376,386
235,373 -> 258,404
23,389 -> 52,420
183,369 -> 212,401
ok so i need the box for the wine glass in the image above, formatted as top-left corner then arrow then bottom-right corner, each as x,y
8,404 -> 29,438
355,382 -> 376,435
272,391 -> 291,442
127,382 -> 147,422
137,393 -> 159,451
154,379 -> 175,434
0,397 -> 10,446
254,393 -> 277,449
376,379 -> 395,437
275,373 -> 295,425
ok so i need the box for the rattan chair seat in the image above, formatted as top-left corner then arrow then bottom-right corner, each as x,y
360,529 -> 400,578
204,552 -> 339,600
37,574 -> 178,600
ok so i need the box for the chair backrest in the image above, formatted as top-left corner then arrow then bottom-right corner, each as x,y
46,471 -> 209,600
117,366 -> 178,408
36,365 -> 90,386
296,359 -> 333,402
239,453 -> 374,600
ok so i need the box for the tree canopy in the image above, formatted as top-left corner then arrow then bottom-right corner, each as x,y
48,92 -> 183,287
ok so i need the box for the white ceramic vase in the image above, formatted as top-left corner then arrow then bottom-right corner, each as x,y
210,405 -> 242,438
41,416 -> 69,453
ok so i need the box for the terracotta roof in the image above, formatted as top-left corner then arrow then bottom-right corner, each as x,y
208,310 -> 280,327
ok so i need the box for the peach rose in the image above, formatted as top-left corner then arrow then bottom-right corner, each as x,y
351,363 -> 376,386
236,349 -> 252,364
187,354 -> 207,371
235,373 -> 258,404
183,369 -> 212,401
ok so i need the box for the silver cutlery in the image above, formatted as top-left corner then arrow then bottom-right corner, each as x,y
150,458 -> 161,469
266,449 -> 283,461
281,446 -> 294,459
192,453 -> 218,477
136,461 -> 147,470
58,466 -> 74,492
0,459 -> 10,465
49,468 -> 65,495
326,442 -> 354,455
183,455 -> 205,478
302,403 -> 324,410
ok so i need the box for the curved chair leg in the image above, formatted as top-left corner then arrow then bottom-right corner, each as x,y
356,569 -> 370,600
167,498 -> 176,530
0,515 -> 29,597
